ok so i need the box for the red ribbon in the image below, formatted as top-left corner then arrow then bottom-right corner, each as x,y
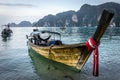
86,37 -> 100,76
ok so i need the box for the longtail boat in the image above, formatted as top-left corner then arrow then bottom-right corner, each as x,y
1,24 -> 13,39
27,10 -> 114,76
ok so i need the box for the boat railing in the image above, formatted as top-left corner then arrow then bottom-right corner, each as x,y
27,30 -> 62,46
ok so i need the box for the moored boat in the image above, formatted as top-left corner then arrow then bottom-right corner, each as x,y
27,10 -> 114,76
1,24 -> 13,39
60,26 -> 66,31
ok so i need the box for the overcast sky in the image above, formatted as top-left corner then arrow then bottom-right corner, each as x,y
0,0 -> 120,25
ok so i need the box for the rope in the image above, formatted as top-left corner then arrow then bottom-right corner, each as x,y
86,37 -> 100,76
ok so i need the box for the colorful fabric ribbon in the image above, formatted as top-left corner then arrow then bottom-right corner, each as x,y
86,37 -> 100,76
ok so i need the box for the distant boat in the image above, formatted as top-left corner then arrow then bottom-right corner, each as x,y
60,26 -> 66,31
27,10 -> 114,76
1,24 -> 13,39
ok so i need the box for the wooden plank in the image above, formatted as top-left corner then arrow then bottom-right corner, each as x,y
93,9 -> 114,42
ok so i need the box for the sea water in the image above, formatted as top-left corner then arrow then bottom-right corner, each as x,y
0,27 -> 120,80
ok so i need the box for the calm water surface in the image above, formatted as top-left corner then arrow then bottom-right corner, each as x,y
0,27 -> 120,80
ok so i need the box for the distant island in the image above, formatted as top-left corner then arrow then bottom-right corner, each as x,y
9,21 -> 32,27
9,2 -> 120,27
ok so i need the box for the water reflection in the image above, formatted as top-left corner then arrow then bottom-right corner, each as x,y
29,49 -> 81,80
2,38 -> 8,42
1,36 -> 11,42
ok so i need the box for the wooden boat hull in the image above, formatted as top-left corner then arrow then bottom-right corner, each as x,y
1,29 -> 12,38
28,42 -> 90,72
1,33 -> 11,38
29,48 -> 82,80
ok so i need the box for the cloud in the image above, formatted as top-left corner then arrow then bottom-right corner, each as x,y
0,3 -> 36,7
